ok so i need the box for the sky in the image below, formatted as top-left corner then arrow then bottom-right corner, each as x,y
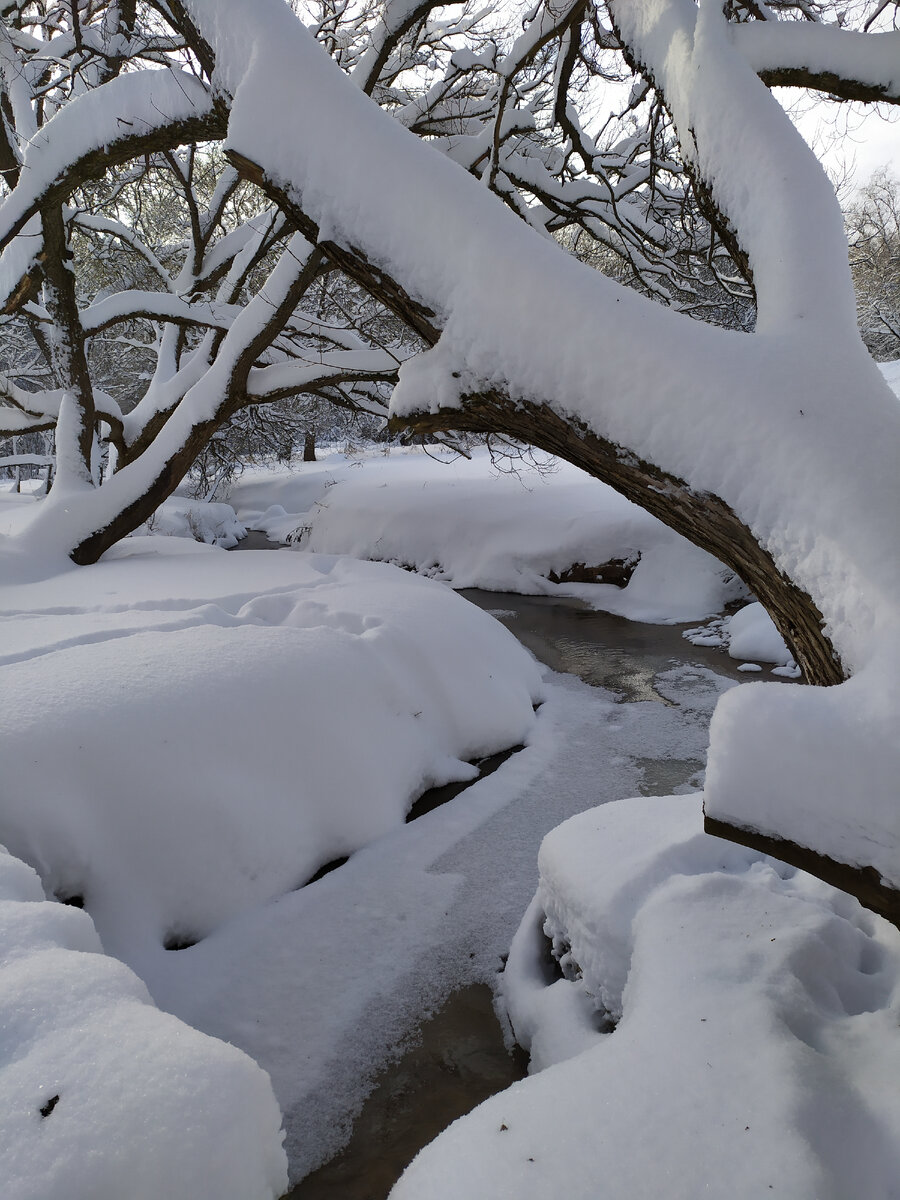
789,95 -> 900,192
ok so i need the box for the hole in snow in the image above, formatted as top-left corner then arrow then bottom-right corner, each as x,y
537,920 -> 566,986
39,1094 -> 59,1118
302,856 -> 350,887
164,930 -> 200,952
54,891 -> 85,908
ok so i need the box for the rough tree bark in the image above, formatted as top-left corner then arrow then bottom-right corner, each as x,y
396,394 -> 843,687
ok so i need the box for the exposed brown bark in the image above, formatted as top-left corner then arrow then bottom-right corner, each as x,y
397,392 -> 845,687
223,151 -> 842,687
757,66 -> 900,106
40,205 -> 96,475
303,431 -> 317,462
71,248 -> 328,563
70,413 -> 224,564
704,813 -> 900,927
0,109 -> 227,272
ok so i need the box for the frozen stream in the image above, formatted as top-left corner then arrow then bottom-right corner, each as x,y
183,552 -> 767,1195
281,592 -> 755,1198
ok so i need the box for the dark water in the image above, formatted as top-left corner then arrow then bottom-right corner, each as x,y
281,586 -> 766,1200
285,985 -> 526,1200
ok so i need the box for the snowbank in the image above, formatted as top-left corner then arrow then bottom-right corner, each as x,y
394,795 -> 900,1199
0,540 -> 540,973
0,846 -> 287,1200
228,449 -> 745,622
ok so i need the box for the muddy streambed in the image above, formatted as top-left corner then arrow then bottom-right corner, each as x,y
268,574 -> 768,1200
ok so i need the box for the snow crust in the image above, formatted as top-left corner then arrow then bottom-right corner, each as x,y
0,847 -> 287,1200
395,795 -> 900,1200
229,448 -> 744,622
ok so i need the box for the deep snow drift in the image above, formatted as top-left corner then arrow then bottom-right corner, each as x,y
0,540 -> 540,968
0,848 -> 288,1200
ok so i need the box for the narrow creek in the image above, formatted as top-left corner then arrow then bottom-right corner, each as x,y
262,567 -> 768,1200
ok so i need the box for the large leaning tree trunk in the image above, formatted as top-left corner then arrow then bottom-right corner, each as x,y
1,0 -> 899,911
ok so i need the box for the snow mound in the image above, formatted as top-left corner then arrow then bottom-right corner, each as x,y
394,795 -> 900,1200
704,632 -> 900,888
0,542 -> 541,974
0,846 -> 287,1200
685,601 -> 796,672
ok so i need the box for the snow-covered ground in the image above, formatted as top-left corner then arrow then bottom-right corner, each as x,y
0,528 -> 541,1197
2,442 -> 900,1199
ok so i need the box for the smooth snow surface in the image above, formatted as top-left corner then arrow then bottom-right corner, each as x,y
395,795 -> 900,1200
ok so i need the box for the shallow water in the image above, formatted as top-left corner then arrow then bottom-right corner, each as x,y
459,588 -> 752,696
285,985 -> 526,1200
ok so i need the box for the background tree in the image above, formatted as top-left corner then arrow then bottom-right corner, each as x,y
847,167 -> 900,359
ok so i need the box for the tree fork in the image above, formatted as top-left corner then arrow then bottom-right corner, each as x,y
396,392 -> 845,687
